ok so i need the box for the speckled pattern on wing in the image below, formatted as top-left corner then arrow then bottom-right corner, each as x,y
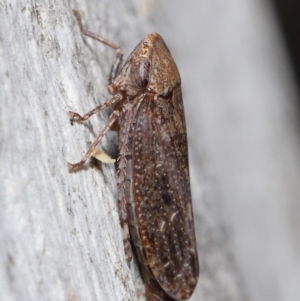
131,87 -> 199,300
116,33 -> 199,300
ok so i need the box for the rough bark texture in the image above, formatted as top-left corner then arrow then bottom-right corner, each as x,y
0,1 -> 147,301
1,1 -> 299,301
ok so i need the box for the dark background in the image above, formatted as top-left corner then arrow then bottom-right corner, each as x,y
273,0 -> 300,93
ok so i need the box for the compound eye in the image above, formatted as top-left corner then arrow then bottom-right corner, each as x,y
131,59 -> 150,88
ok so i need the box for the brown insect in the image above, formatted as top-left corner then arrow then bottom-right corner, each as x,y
68,10 -> 199,301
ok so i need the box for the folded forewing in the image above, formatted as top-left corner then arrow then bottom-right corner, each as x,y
132,85 -> 199,300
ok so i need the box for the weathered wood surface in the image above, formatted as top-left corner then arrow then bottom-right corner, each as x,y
0,1 -> 147,300
2,1 -> 299,301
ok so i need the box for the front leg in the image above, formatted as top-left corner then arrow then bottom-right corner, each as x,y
73,10 -> 123,85
68,109 -> 120,172
68,94 -> 121,122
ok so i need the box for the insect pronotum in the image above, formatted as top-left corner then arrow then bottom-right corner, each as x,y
68,10 -> 199,301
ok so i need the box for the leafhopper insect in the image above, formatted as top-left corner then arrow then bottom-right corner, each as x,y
69,11 -> 199,301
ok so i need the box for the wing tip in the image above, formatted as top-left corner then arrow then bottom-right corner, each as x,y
145,278 -> 176,301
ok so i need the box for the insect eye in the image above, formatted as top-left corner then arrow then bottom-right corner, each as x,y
131,59 -> 150,88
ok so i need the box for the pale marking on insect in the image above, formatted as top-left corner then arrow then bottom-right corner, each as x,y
170,212 -> 178,222
164,262 -> 171,268
160,221 -> 166,231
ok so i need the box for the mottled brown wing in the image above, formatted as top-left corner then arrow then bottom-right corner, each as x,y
132,85 -> 199,300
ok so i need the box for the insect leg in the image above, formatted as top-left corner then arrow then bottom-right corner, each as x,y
68,109 -> 120,172
73,10 -> 123,84
118,196 -> 132,262
68,95 -> 120,122
117,154 -> 133,262
73,10 -> 120,50
108,49 -> 123,85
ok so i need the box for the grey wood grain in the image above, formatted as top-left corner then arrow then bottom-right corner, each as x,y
0,1 -> 148,300
3,1 -> 299,301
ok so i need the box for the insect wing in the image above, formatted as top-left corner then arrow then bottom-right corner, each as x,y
132,85 -> 199,300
